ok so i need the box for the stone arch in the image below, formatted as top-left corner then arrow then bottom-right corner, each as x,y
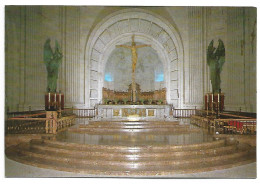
85,8 -> 184,108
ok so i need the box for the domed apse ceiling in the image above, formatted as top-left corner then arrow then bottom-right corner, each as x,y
104,42 -> 165,92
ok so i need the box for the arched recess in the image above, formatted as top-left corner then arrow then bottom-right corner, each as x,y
85,8 -> 184,108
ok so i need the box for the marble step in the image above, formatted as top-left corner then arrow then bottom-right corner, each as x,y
30,139 -> 227,153
71,127 -> 197,131
68,127 -> 201,134
6,144 -> 254,175
11,143 -> 249,167
79,124 -> 189,129
68,129 -> 201,135
88,121 -> 180,126
29,143 -> 238,161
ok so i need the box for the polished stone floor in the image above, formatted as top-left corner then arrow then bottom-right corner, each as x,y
56,119 -> 214,146
5,156 -> 256,178
5,118 -> 257,178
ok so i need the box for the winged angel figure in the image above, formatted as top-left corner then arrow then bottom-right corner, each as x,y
44,39 -> 63,92
207,39 -> 225,94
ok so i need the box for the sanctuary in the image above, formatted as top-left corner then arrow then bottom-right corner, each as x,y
5,6 -> 256,178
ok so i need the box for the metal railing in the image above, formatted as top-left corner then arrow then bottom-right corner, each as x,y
6,119 -> 46,134
213,119 -> 256,135
6,110 -> 45,119
6,112 -> 47,134
191,115 -> 256,135
6,111 -> 76,135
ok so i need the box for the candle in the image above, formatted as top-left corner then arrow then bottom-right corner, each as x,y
218,93 -> 220,103
48,92 -> 51,109
54,93 -> 57,109
206,94 -> 209,113
59,92 -> 61,109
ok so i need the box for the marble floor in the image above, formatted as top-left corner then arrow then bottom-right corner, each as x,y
56,118 -> 213,146
5,118 -> 257,178
5,156 -> 256,178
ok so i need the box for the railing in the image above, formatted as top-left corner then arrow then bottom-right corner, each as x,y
72,108 -> 96,118
61,108 -> 74,117
190,115 -> 211,128
172,109 -> 196,118
6,119 -> 46,134
6,112 -> 47,134
6,110 -> 45,119
56,116 -> 76,132
190,115 -> 256,135
45,115 -> 76,134
223,111 -> 256,118
6,111 -> 76,135
213,119 -> 256,135
195,109 -> 218,117
194,109 -> 255,120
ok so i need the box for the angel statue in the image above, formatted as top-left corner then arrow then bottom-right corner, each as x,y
207,39 -> 225,94
44,38 -> 63,92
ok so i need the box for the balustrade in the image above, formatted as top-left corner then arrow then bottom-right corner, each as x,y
172,109 -> 196,118
72,108 -> 96,118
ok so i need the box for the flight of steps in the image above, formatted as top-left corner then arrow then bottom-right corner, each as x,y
5,137 -> 256,177
68,120 -> 201,135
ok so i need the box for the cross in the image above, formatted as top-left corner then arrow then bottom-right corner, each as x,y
116,35 -> 151,73
116,35 -> 151,102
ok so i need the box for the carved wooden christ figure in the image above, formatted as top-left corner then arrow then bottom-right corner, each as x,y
116,35 -> 151,102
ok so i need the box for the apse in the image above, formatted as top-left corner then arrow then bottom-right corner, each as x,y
104,42 -> 165,92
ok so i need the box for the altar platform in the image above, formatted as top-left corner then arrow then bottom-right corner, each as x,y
5,118 -> 256,177
96,105 -> 172,120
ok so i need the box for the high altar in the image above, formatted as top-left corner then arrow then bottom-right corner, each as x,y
96,104 -> 172,120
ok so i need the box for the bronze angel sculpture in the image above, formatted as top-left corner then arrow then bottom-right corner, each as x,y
44,38 -> 63,92
207,39 -> 225,94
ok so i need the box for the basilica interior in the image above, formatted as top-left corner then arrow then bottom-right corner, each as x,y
5,6 -> 256,178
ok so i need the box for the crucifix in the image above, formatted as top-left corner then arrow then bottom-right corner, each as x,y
116,35 -> 151,102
